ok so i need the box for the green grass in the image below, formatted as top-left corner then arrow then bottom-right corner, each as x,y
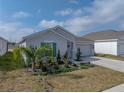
80,64 -> 95,69
0,52 -> 25,71
95,53 -> 124,61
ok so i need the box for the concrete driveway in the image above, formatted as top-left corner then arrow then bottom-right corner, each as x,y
86,56 -> 124,73
84,56 -> 124,92
103,83 -> 124,92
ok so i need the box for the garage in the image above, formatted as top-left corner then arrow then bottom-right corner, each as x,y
118,43 -> 124,55
76,37 -> 94,57
82,30 -> 124,56
76,44 -> 94,56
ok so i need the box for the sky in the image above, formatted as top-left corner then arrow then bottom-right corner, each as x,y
0,0 -> 124,42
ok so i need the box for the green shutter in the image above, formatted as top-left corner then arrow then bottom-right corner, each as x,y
41,42 -> 56,57
41,42 -> 45,47
53,43 -> 56,57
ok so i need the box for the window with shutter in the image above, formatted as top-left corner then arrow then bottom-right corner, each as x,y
41,42 -> 56,57
53,43 -> 56,57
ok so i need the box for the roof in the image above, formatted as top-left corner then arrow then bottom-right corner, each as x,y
0,37 -> 8,42
23,25 -> 77,40
76,37 -> 93,42
22,25 -> 78,42
82,30 -> 124,40
22,25 -> 92,43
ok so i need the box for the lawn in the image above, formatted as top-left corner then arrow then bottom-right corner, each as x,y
1,52 -> 124,92
96,53 -> 124,61
0,66 -> 124,92
45,66 -> 124,92
0,69 -> 44,92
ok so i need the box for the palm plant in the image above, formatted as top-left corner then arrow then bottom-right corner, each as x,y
13,44 -> 54,72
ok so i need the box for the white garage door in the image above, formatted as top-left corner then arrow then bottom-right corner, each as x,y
118,44 -> 124,55
77,44 -> 92,56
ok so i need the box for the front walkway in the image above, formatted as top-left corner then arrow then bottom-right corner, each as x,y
84,56 -> 124,92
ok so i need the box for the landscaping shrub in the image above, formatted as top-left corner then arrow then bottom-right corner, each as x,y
76,48 -> 82,61
63,51 -> 69,67
57,49 -> 63,64
0,52 -> 25,71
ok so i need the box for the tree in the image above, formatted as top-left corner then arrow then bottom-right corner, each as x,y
63,51 -> 69,67
57,49 -> 61,64
76,48 -> 82,61
13,44 -> 54,72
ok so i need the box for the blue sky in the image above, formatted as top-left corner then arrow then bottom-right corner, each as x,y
0,0 -> 124,42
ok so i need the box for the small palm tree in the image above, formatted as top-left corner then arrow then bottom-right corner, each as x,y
13,45 -> 54,72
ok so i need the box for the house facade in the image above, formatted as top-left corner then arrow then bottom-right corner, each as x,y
83,30 -> 124,56
20,26 -> 94,59
0,37 -> 8,56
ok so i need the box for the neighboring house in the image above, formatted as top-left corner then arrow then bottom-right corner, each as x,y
8,42 -> 17,52
0,37 -> 8,56
83,30 -> 124,56
20,26 -> 94,59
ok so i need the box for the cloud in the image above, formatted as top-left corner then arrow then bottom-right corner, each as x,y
55,8 -> 73,16
55,8 -> 83,16
65,16 -> 93,34
12,11 -> 30,18
38,20 -> 63,29
0,21 -> 34,42
53,0 -> 124,35
6,0 -> 122,41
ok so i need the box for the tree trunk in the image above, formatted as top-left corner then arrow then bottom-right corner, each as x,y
32,62 -> 36,72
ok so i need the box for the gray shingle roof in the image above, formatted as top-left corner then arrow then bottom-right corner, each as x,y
22,25 -> 93,42
82,30 -> 124,40
0,37 -> 8,42
76,37 -> 93,42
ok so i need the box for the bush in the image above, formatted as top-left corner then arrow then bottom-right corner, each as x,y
57,49 -> 63,64
63,51 -> 69,67
53,65 -> 77,74
76,48 -> 82,61
0,52 -> 25,71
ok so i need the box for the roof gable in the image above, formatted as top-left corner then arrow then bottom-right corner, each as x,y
82,30 -> 124,40
22,25 -> 93,42
23,25 -> 77,41
0,37 -> 8,42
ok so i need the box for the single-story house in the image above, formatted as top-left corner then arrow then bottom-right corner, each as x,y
83,30 -> 124,56
0,37 -> 8,56
20,26 -> 94,59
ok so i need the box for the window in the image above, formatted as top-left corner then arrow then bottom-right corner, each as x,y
41,42 -> 56,57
